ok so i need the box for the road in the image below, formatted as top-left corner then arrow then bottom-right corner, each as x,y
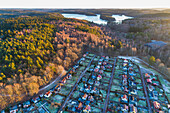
103,57 -> 117,113
39,70 -> 65,92
57,55 -> 96,113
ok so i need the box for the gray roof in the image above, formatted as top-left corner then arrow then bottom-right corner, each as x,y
144,41 -> 167,50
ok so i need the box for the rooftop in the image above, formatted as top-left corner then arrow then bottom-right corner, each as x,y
144,40 -> 167,50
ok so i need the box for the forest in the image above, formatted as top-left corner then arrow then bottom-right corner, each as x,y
0,12 -> 125,110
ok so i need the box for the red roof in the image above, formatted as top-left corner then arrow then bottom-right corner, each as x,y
122,95 -> 127,99
147,79 -> 152,83
153,83 -> 157,86
153,101 -> 160,109
145,73 -> 151,78
45,91 -> 51,95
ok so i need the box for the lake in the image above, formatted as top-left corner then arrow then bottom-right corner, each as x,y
62,13 -> 133,25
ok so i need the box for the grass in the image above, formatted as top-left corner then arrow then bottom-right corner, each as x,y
138,100 -> 146,107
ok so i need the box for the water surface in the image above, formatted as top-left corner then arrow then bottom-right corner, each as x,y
62,13 -> 133,25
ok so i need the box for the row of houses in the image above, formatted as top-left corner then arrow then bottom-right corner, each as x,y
65,55 -> 114,112
144,73 -> 170,112
107,58 -> 148,113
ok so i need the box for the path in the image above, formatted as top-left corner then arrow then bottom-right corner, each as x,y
103,57 -> 117,113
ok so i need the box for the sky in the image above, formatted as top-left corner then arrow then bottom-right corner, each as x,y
0,0 -> 170,8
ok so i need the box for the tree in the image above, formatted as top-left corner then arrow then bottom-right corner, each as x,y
149,56 -> 156,65
36,60 -> 41,68
27,82 -> 39,96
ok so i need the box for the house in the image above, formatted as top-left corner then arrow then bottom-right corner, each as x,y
83,54 -> 86,57
23,101 -> 31,108
94,80 -> 100,86
82,93 -> 88,100
31,96 -> 40,103
106,56 -> 109,59
128,67 -> 133,71
85,85 -> 91,93
94,68 -> 99,73
97,75 -> 102,81
152,77 -> 157,81
10,105 -> 18,113
104,59 -> 108,62
91,74 -> 96,79
102,56 -> 105,58
83,105 -> 91,113
121,104 -> 128,112
96,65 -> 100,69
66,73 -> 72,79
88,95 -> 94,102
73,64 -> 79,69
76,102 -> 83,110
129,81 -> 136,87
121,95 -> 128,103
129,76 -> 135,81
91,87 -> 97,94
99,59 -> 103,62
98,61 -> 102,65
129,63 -> 133,67
122,75 -> 127,79
129,96 -> 137,106
122,86 -> 128,92
99,70 -> 103,74
168,104 -> 170,109
39,93 -> 44,98
54,84 -> 61,93
129,105 -> 137,113
80,58 -> 85,61
145,73 -> 151,78
130,89 -> 137,95
103,61 -> 107,65
123,63 -> 127,67
147,79 -> 152,84
144,41 -> 167,50
153,83 -> 158,86
122,79 -> 127,86
153,101 -> 160,109
101,66 -> 105,70
124,59 -> 128,63
129,72 -> 134,76
61,78 -> 66,84
148,85 -> 154,92
44,91 -> 52,98
88,79 -> 93,85
152,91 -> 158,100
